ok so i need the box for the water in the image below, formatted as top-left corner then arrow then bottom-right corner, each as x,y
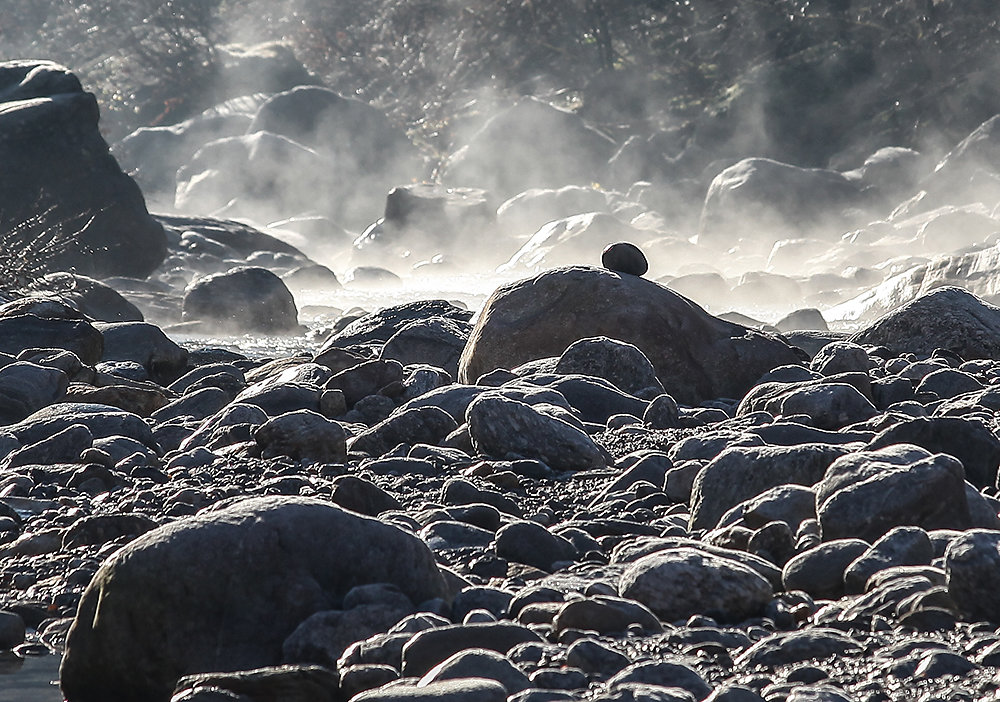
0,651 -> 62,702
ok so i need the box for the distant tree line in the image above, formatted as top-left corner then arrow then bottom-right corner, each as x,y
4,0 -> 999,159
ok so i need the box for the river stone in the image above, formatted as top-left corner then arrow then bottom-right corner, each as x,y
734,629 -> 862,668
379,317 -> 471,378
843,526 -> 934,594
689,444 -> 851,531
494,521 -> 577,572
171,665 -> 338,702
459,266 -> 799,404
0,315 -> 103,365
353,677 -> 508,702
418,648 -> 531,694
602,242 -> 648,277
781,539 -> 870,600
816,445 -> 971,542
253,409 -> 347,462
466,393 -> 606,471
945,529 -> 1000,622
851,286 -> 1000,359
555,336 -> 662,396
349,406 -> 458,458
0,361 -> 69,424
33,272 -> 144,322
10,402 -> 156,450
60,496 -> 447,702
608,661 -> 711,701
183,267 -> 300,333
400,622 -> 544,677
0,60 -> 167,278
619,547 -> 773,623
866,416 -> 1000,490
318,300 -> 471,351
96,321 -> 189,383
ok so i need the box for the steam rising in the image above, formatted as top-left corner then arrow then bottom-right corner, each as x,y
6,3 -> 1000,332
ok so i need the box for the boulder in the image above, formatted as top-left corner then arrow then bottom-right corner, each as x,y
498,212 -> 650,274
689,444 -> 851,531
0,60 -> 166,278
0,361 -> 69,425
9,402 -> 156,450
442,97 -> 616,198
458,266 -> 800,404
851,286 -> 1000,359
0,314 -> 103,365
555,337 -> 662,397
379,317 -> 472,379
32,272 -> 144,322
253,410 -> 347,462
496,185 -> 610,239
466,393 -> 606,471
182,267 -> 300,333
60,496 -> 447,702
96,322 -> 189,384
816,445 -> 971,542
698,158 -> 866,255
945,529 -> 1000,622
619,547 -> 773,623
318,300 -> 472,352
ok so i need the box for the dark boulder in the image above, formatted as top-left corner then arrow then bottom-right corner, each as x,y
182,267 -> 300,334
0,60 -> 166,278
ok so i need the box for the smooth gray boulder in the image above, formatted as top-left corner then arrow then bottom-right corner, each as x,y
182,267 -> 300,333
816,445 -> 971,542
60,496 -> 447,702
253,409 -> 347,462
945,529 -> 1000,622
459,267 -> 799,404
555,336 -> 663,397
466,393 -> 606,471
619,547 -> 773,623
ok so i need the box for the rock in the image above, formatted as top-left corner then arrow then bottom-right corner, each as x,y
494,521 -> 577,572
619,547 -> 773,623
183,267 -> 300,333
555,337 -> 662,397
400,622 -> 543,677
32,272 -> 144,322
775,309 -> 828,333
246,86 -> 421,227
602,242 -> 648,277
253,410 -> 347,462
499,213 -> 650,274
0,315 -> 103,365
734,629 -> 861,668
350,407 -> 458,457
379,318 -> 471,378
699,158 -> 866,255
466,393 -> 606,471
2,423 -> 89,468
418,648 -> 531,694
0,361 -> 68,424
354,184 -> 497,265
816,445 -> 971,542
459,267 -> 799,404
318,300 -> 472,352
851,287 -> 1000,359
171,665 -> 338,702
443,97 -> 616,198
945,529 -> 1000,622
497,185 -> 610,239
809,342 -> 871,376
330,476 -> 401,516
96,322 -> 189,384
10,402 -> 156,450
607,660 -> 711,700
782,539 -> 870,600
866,416 -> 1000,490
551,596 -> 662,636
62,513 -> 158,549
689,444 -> 851,531
352,678 -> 508,702
0,60 -> 166,278
0,610 -> 25,649
843,526 -> 934,594
60,496 -> 447,702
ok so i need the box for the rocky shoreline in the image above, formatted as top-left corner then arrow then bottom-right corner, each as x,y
3,267 -> 1000,702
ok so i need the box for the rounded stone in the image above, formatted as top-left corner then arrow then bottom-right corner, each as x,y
601,241 -> 648,276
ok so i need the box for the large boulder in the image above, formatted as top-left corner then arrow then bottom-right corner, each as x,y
851,286 -> 1000,359
0,60 -> 166,278
698,158 -> 866,255
60,496 -> 447,702
182,267 -> 300,333
442,97 -> 616,198
458,266 -> 800,404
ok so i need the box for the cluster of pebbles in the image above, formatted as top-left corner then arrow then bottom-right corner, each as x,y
3,258 -> 1000,702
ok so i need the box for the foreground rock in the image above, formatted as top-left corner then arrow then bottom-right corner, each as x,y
459,266 -> 800,404
60,496 -> 446,702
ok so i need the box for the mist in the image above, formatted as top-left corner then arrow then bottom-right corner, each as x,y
4,1 -> 1000,333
